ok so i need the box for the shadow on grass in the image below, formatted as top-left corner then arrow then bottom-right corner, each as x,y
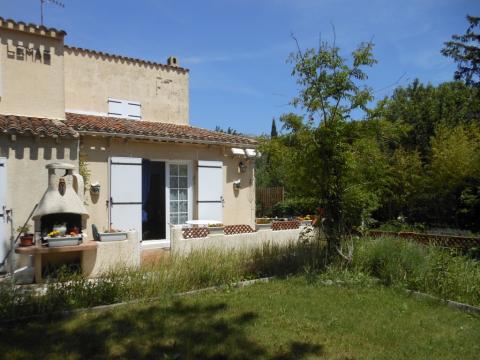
0,299 -> 323,359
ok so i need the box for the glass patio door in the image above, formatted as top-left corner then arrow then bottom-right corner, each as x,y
168,164 -> 189,225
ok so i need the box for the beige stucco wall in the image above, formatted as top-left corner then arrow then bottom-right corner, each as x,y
83,231 -> 140,277
0,135 -> 79,269
0,28 -> 65,119
81,136 -> 255,239
64,49 -> 189,124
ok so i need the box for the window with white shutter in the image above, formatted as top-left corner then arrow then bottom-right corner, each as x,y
108,98 -> 141,120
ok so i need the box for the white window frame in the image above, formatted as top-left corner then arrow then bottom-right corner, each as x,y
165,160 -> 193,241
141,159 -> 193,248
107,98 -> 141,120
0,158 -> 7,272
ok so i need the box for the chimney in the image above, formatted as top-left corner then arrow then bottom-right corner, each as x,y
167,56 -> 179,67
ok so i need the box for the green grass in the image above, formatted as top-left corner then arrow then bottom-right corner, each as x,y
1,276 -> 478,360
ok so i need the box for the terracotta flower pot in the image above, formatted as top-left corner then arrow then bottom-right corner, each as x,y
20,234 -> 34,247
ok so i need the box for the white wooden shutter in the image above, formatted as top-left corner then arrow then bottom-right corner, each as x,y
126,101 -> 141,119
0,158 -> 6,269
108,98 -> 141,120
197,160 -> 223,222
108,99 -> 124,117
109,157 -> 142,239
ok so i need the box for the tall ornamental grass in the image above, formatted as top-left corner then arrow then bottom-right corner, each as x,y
0,239 -> 326,322
352,237 -> 480,306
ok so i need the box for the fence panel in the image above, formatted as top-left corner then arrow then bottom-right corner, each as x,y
256,186 -> 284,211
368,230 -> 480,249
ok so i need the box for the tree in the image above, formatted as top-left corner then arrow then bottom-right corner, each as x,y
270,117 -> 278,138
214,125 -> 239,135
441,15 -> 480,87
288,36 -> 376,258
373,80 -> 480,158
427,124 -> 480,227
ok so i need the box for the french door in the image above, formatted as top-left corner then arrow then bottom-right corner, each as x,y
0,158 -> 6,270
166,163 -> 192,229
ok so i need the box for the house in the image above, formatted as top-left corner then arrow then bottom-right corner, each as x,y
0,18 -> 257,278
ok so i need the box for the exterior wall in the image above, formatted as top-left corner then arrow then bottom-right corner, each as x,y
0,135 -> 79,269
64,49 -> 189,124
80,136 -> 255,238
83,231 -> 140,277
171,227 -> 302,256
0,28 -> 65,119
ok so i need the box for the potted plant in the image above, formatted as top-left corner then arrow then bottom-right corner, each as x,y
298,215 -> 313,227
98,227 -> 128,242
255,218 -> 272,231
208,223 -> 224,235
17,224 -> 34,247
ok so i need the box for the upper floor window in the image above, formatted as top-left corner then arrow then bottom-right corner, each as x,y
108,98 -> 141,120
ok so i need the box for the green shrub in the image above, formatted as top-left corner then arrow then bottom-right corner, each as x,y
271,197 -> 318,217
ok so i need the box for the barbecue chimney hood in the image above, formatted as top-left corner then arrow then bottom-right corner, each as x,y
32,163 -> 89,220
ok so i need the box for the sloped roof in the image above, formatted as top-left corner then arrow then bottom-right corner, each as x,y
65,113 -> 257,147
0,114 -> 78,138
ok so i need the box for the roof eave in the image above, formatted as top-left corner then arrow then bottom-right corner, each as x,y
77,130 -> 258,148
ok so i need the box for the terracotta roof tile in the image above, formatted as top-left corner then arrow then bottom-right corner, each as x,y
0,114 -> 78,138
65,113 -> 257,147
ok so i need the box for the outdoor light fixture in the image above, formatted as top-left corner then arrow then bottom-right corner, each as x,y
90,182 -> 101,195
233,179 -> 241,190
239,161 -> 247,173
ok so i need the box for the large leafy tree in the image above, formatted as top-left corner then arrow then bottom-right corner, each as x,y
374,80 -> 480,158
427,124 -> 480,228
288,37 -> 376,257
441,15 -> 480,87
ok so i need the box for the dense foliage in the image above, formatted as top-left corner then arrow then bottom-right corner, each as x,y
257,18 -> 480,232
257,81 -> 480,231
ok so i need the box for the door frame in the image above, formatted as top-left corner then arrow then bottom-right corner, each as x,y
165,160 -> 193,242
141,159 -> 193,246
0,157 -> 6,271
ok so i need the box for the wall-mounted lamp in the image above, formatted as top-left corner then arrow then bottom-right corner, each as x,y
238,161 -> 247,173
233,179 -> 241,190
90,181 -> 101,195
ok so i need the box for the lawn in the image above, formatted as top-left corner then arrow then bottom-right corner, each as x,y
1,276 -> 479,360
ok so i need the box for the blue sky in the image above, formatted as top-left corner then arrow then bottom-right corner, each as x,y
1,0 -> 479,135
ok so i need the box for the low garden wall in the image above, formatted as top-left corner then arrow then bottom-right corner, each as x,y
83,231 -> 140,276
170,227 -> 303,256
368,230 -> 480,249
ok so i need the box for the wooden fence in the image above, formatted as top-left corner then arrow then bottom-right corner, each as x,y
368,230 -> 480,249
256,186 -> 284,211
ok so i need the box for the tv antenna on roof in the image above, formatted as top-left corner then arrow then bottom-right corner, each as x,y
40,0 -> 65,26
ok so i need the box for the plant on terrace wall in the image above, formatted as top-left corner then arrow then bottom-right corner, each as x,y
78,154 -> 91,203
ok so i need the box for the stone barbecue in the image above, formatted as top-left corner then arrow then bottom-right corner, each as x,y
31,163 -> 89,246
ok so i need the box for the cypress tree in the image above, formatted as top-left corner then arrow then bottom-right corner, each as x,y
271,117 -> 278,138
